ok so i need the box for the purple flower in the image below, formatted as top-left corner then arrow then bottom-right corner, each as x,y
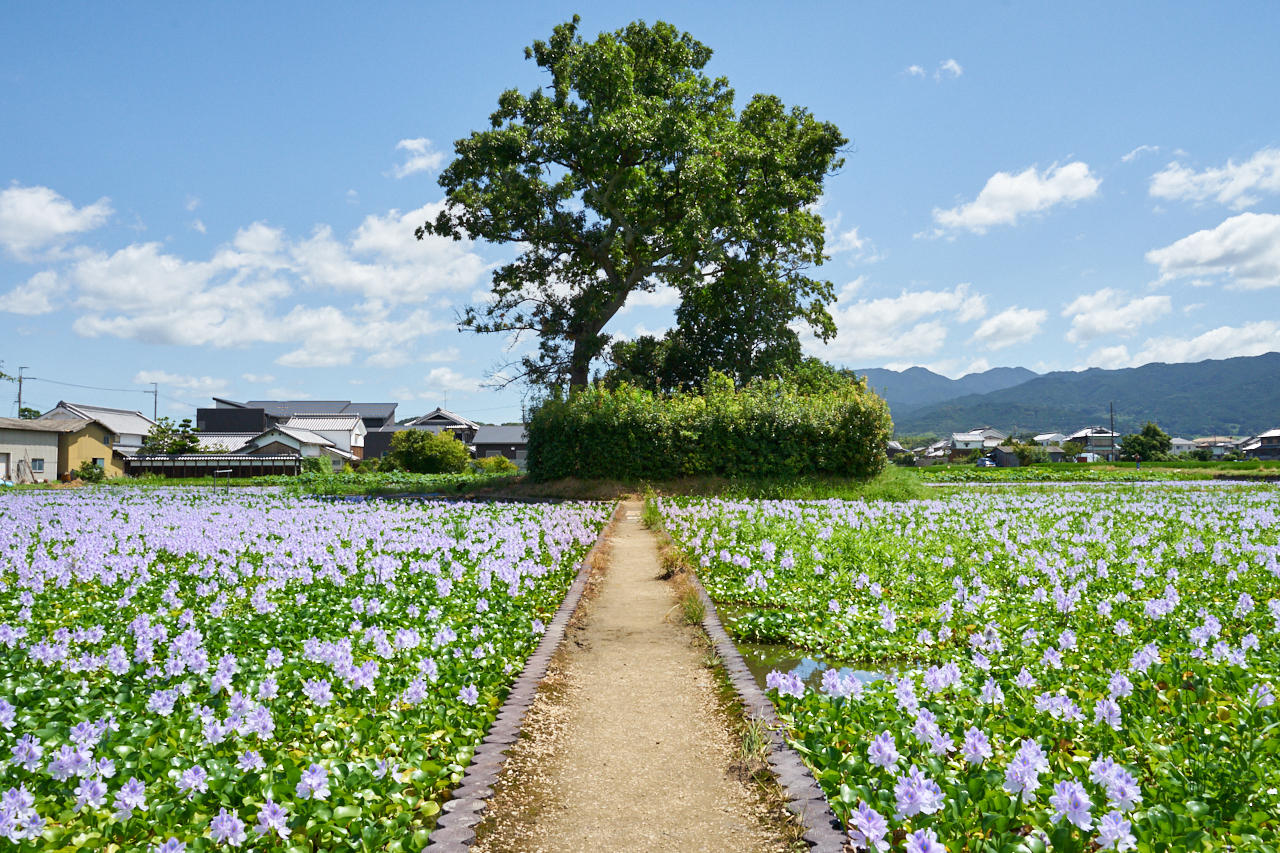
867,731 -> 900,770
961,727 -> 993,765
458,684 -> 480,706
1108,671 -> 1133,698
1014,667 -> 1037,689
980,678 -> 1004,705
1097,810 -> 1137,851
258,676 -> 279,701
254,797 -> 290,840
112,777 -> 147,820
893,764 -> 945,819
905,828 -> 947,853
302,679 -> 334,708
1094,697 -> 1122,730
238,751 -> 265,772
0,698 -> 15,730
1003,739 -> 1048,803
296,763 -> 330,800
210,807 -> 247,846
265,648 -> 284,669
152,840 -> 186,853
10,734 -> 43,771
820,669 -> 863,700
765,670 -> 805,698
73,777 -> 107,812
1050,779 -> 1094,830
178,765 -> 208,799
847,800 -> 890,852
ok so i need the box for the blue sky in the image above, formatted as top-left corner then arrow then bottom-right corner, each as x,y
3,2 -> 1279,422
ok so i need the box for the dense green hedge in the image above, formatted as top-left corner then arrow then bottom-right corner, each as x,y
526,373 -> 892,481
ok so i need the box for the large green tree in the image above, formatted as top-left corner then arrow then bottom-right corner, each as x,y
420,17 -> 846,391
1120,421 -> 1173,461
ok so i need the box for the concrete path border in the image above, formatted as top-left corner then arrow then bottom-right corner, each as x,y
688,574 -> 849,853
425,504 -> 614,853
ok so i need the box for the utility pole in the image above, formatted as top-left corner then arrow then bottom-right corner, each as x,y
152,383 -> 158,421
17,367 -> 27,417
1110,402 -> 1116,462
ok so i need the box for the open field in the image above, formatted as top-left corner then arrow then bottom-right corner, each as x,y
0,490 -> 608,850
656,485 -> 1280,851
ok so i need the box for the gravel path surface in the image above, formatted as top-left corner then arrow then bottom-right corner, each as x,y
472,501 -> 788,853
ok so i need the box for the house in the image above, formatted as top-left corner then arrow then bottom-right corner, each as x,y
1193,436 -> 1239,458
0,417 -> 78,482
1034,432 -> 1067,447
241,425 -> 356,470
1064,427 -> 1121,461
1044,446 -> 1067,463
885,440 -> 906,460
37,402 -> 155,457
991,446 -> 1021,468
1168,437 -> 1196,456
197,399 -> 398,433
949,428 -> 1007,461
1242,429 -> 1280,461
406,408 -> 479,443
473,425 -> 529,463
4,414 -> 122,479
281,415 -> 366,459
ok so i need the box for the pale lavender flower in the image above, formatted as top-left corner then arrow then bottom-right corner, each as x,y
893,765 -> 945,819
178,765 -> 208,799
867,731 -> 900,770
73,777 -> 108,812
905,828 -> 947,853
258,676 -> 279,701
847,800 -> 890,852
296,763 -> 329,800
265,648 -> 284,669
1049,779 -> 1093,830
980,678 -> 1004,705
1248,682 -> 1275,707
1014,667 -> 1037,689
1109,671 -> 1133,698
237,751 -> 265,772
1097,811 -> 1136,851
1003,739 -> 1049,803
961,727 -> 993,765
1094,697 -> 1122,730
765,670 -> 805,699
458,684 -> 480,705
254,797 -> 289,840
0,699 -> 14,730
302,679 -> 334,708
10,734 -> 42,771
821,669 -> 863,700
152,840 -> 186,853
112,777 -> 147,820
210,807 -> 247,846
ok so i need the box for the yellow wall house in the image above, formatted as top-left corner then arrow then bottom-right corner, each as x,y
56,419 -> 123,479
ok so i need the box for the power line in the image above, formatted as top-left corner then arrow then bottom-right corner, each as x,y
25,376 -> 155,394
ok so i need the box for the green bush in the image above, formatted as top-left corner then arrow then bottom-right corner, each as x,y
300,456 -> 329,475
526,372 -> 891,482
76,459 -> 106,483
388,429 -> 471,474
471,455 -> 519,474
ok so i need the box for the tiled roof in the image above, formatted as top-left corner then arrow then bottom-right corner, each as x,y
0,416 -> 90,433
262,426 -> 334,446
41,402 -> 154,436
473,425 -> 528,444
196,433 -> 257,452
283,415 -> 363,431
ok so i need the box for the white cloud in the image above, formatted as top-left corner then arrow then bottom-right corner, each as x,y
1145,212 -> 1280,290
190,219 -> 207,234
932,162 -> 1100,234
1062,288 -> 1171,343
961,358 -> 992,375
421,347 -> 460,363
828,226 -> 866,254
133,370 -> 229,395
422,367 -> 481,394
936,59 -> 963,80
391,138 -> 445,179
364,350 -> 413,368
1148,147 -> 1280,210
2,193 -> 487,366
1085,321 -> 1280,369
970,306 -> 1047,350
906,65 -> 926,77
185,196 -> 201,212
242,373 -> 274,383
1122,145 -> 1160,163
803,280 -> 987,362
618,284 -> 680,314
3,270 -> 67,315
0,184 -> 113,260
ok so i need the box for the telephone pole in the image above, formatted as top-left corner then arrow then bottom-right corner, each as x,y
17,367 -> 28,417
152,383 -> 158,421
1110,402 -> 1116,462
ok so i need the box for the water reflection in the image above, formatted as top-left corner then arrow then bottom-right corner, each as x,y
736,641 -> 885,692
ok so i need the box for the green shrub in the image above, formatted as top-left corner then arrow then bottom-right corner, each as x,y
300,456 -> 329,475
526,371 -> 891,482
76,460 -> 106,483
388,429 -> 471,474
470,455 -> 519,474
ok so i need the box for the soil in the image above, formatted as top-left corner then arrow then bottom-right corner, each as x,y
471,501 -> 789,853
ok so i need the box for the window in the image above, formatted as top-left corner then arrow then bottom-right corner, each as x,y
92,458 -> 105,468
31,459 -> 44,473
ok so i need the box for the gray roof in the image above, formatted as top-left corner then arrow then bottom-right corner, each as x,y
241,400 -> 398,421
283,415 -> 363,431
409,408 -> 479,430
264,426 -> 334,446
0,416 -> 90,433
473,425 -> 528,444
40,402 -> 153,436
196,433 -> 257,452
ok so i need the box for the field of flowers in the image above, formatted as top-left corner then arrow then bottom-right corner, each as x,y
657,487 -> 1280,852
0,490 -> 608,851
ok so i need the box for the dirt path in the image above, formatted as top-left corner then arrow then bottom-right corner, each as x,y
472,501 -> 788,853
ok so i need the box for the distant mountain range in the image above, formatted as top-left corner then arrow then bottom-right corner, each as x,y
860,353 -> 1280,439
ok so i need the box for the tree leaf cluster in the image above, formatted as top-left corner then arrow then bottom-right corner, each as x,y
422,17 -> 846,390
139,417 -> 201,455
386,429 -> 472,474
1119,420 -> 1174,461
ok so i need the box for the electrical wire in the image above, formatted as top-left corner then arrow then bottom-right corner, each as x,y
26,376 -> 156,394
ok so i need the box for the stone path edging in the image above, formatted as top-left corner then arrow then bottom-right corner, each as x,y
688,574 -> 849,853
424,504 -> 615,853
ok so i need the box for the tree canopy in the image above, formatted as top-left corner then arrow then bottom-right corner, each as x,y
138,417 -> 200,455
420,16 -> 846,391
1120,421 -> 1173,461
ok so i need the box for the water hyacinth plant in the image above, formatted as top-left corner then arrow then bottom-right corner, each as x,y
657,487 -> 1280,851
0,490 -> 607,850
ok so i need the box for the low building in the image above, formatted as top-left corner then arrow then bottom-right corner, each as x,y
1242,429 -> 1280,461
1064,427 -> 1121,462
282,415 -> 367,459
1168,437 -> 1196,456
473,425 -> 529,463
991,446 -> 1021,468
406,408 -> 479,444
37,401 -> 155,456
1034,432 -> 1067,447
198,399 -> 398,433
0,417 -> 73,482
